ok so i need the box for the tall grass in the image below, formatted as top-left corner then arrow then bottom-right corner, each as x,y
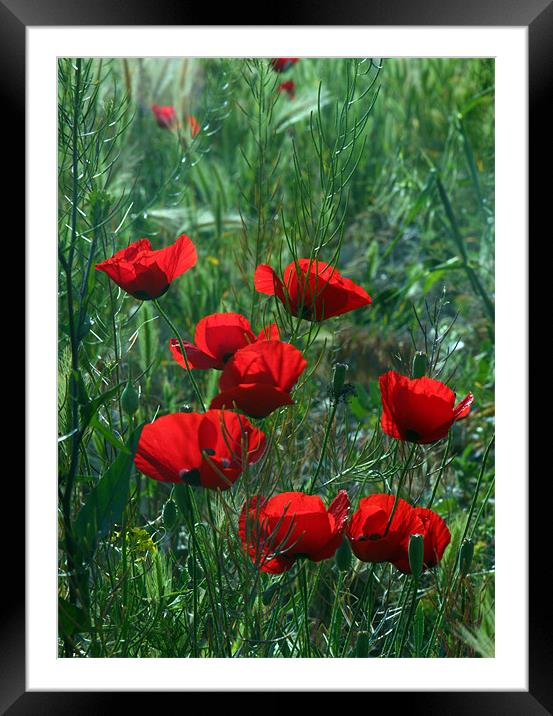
58,57 -> 494,658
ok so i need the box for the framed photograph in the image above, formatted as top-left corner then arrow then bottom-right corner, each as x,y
11,0 -> 546,709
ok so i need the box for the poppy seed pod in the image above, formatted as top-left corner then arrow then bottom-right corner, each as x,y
408,533 -> 425,579
412,352 -> 428,379
121,380 -> 139,415
459,538 -> 474,577
355,632 -> 370,658
332,363 -> 348,399
335,536 -> 352,572
162,499 -> 178,531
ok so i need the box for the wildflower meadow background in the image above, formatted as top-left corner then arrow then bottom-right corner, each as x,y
58,57 -> 495,659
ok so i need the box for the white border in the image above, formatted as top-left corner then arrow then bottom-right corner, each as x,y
28,27 -> 527,691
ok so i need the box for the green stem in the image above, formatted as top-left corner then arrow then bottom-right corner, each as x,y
308,400 -> 337,494
399,577 -> 419,656
153,299 -> 206,411
299,564 -> 312,657
383,443 -> 417,536
206,494 -> 232,657
340,564 -> 374,657
428,432 -> 452,508
460,435 -> 495,546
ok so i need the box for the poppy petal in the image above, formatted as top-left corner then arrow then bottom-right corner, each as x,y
193,312 -> 255,362
134,413 -> 204,483
453,392 -> 474,420
254,264 -> 279,295
210,384 -> 294,418
169,339 -> 222,370
155,233 -> 197,282
221,341 -> 307,394
257,323 -> 280,341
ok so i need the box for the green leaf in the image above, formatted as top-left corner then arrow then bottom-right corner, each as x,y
75,423 -> 143,562
173,483 -> 192,521
90,415 -> 129,453
81,381 -> 126,430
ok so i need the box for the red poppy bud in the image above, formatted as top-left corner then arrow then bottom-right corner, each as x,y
95,235 -> 197,301
187,115 -> 201,137
210,340 -> 307,418
239,490 -> 350,573
278,80 -> 296,98
379,370 -> 473,444
254,259 -> 372,321
151,103 -> 178,130
134,410 -> 266,491
270,58 -> 299,73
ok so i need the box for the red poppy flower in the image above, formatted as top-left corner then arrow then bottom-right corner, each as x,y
346,494 -> 423,564
379,371 -> 473,444
134,410 -> 266,490
210,340 -> 307,418
270,58 -> 299,73
278,80 -> 296,99
151,103 -> 178,130
254,258 -> 372,321
391,507 -> 451,573
169,312 -> 279,370
95,235 -> 197,300
239,490 -> 350,573
187,115 -> 201,137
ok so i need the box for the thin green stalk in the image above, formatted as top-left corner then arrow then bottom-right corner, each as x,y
340,564 -> 374,657
61,59 -> 84,656
460,434 -> 494,545
206,494 -> 232,657
428,432 -> 452,508
299,564 -> 312,657
308,401 -> 337,494
383,444 -> 417,536
425,438 -> 494,656
153,299 -> 206,411
398,577 -> 419,656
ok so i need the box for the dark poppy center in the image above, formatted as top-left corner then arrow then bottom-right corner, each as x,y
180,468 -> 201,486
299,305 -> 313,320
132,284 -> 170,301
358,533 -> 382,542
405,428 -> 422,442
222,352 -> 234,364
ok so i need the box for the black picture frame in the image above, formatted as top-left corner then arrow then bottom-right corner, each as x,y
10,0 -> 547,711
